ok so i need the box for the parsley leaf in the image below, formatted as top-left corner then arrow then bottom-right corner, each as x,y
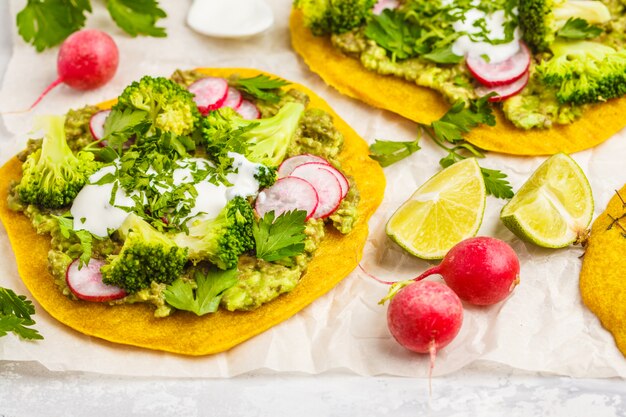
369,138 -> 421,167
16,0 -> 91,51
231,75 -> 290,103
54,214 -> 96,267
0,288 -> 43,340
364,9 -> 422,61
106,0 -> 167,37
481,167 -> 514,199
253,210 -> 307,262
557,17 -> 603,40
164,268 -> 238,316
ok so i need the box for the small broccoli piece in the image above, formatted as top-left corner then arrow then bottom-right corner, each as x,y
254,165 -> 278,189
15,115 -> 101,209
173,197 -> 255,270
295,0 -> 376,36
519,0 -> 611,51
537,39 -> 626,104
113,75 -> 201,136
203,102 -> 305,167
101,213 -> 188,293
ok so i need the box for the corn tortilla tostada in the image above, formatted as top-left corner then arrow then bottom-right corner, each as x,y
289,8 -> 626,156
580,185 -> 626,357
0,67 -> 385,355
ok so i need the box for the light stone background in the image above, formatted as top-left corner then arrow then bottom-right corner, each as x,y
1,1 -> 626,416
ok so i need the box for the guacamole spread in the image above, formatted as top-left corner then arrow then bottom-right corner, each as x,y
7,69 -> 360,318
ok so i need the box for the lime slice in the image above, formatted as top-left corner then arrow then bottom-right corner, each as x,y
386,158 -> 486,260
500,153 -> 593,248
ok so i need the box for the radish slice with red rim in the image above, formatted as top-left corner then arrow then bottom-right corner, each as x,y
466,42 -> 531,87
290,163 -> 343,218
222,87 -> 243,110
476,71 -> 530,102
188,77 -> 229,115
236,99 -> 261,120
89,109 -> 110,141
278,154 -> 330,178
317,163 -> 350,199
255,177 -> 319,220
66,258 -> 126,302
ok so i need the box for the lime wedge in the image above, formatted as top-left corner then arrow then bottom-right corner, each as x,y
500,153 -> 593,248
386,158 -> 486,259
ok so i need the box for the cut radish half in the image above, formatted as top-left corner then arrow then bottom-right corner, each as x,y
222,87 -> 243,110
255,177 -> 319,220
290,163 -> 343,218
373,0 -> 399,14
188,77 -> 229,115
89,109 -> 111,141
476,71 -> 530,102
236,99 -> 261,120
466,42 -> 531,87
66,258 -> 126,302
278,154 -> 330,178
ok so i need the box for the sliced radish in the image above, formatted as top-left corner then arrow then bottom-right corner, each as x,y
476,70 -> 530,102
188,77 -> 229,115
236,99 -> 261,120
317,163 -> 350,199
223,87 -> 243,110
89,109 -> 110,141
278,154 -> 330,178
66,258 -> 126,302
290,163 -> 343,218
466,42 -> 531,87
255,177 -> 319,220
373,0 -> 399,14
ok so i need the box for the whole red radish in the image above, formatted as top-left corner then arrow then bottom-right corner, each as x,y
416,236 -> 520,306
29,29 -> 119,110
386,280 -> 463,356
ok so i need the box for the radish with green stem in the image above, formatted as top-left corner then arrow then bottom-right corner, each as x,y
415,236 -> 520,306
27,29 -> 119,110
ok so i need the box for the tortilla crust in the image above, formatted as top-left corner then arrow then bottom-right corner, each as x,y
580,186 -> 626,357
0,68 -> 386,355
290,9 -> 626,156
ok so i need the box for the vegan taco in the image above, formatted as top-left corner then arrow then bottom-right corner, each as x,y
0,68 -> 385,355
290,0 -> 626,155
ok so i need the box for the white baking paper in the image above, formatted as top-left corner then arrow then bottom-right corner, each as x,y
1,0 -> 626,378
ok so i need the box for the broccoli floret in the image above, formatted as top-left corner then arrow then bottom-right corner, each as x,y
173,197 -> 255,270
101,213 -> 188,293
254,165 -> 278,189
203,102 -> 305,167
536,39 -> 626,103
15,115 -> 101,209
113,75 -> 201,136
519,0 -> 611,52
295,0 -> 376,36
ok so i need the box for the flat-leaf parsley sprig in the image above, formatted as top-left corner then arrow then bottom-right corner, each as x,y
0,287 -> 43,340
368,96 -> 514,199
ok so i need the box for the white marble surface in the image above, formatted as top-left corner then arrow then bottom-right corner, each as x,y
1,2 -> 626,416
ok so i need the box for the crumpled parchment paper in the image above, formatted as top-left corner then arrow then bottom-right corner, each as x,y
1,0 -> 626,378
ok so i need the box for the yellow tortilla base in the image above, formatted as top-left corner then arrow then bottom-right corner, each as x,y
580,186 -> 626,357
0,68 -> 385,355
290,9 -> 626,156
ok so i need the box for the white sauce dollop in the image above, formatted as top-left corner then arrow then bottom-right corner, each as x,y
70,153 -> 264,236
451,7 -> 521,63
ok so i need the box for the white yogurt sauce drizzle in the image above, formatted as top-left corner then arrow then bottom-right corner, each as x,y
71,153 -> 264,236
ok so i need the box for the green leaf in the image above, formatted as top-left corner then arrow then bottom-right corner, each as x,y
0,288 -> 43,340
106,0 -> 167,37
253,210 -> 307,262
364,8 -> 421,61
557,18 -> 603,40
164,268 -> 238,316
481,167 -> 514,199
231,75 -> 290,103
432,98 -> 495,143
16,0 -> 92,51
53,213 -> 96,267
422,45 -> 463,64
369,138 -> 421,167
